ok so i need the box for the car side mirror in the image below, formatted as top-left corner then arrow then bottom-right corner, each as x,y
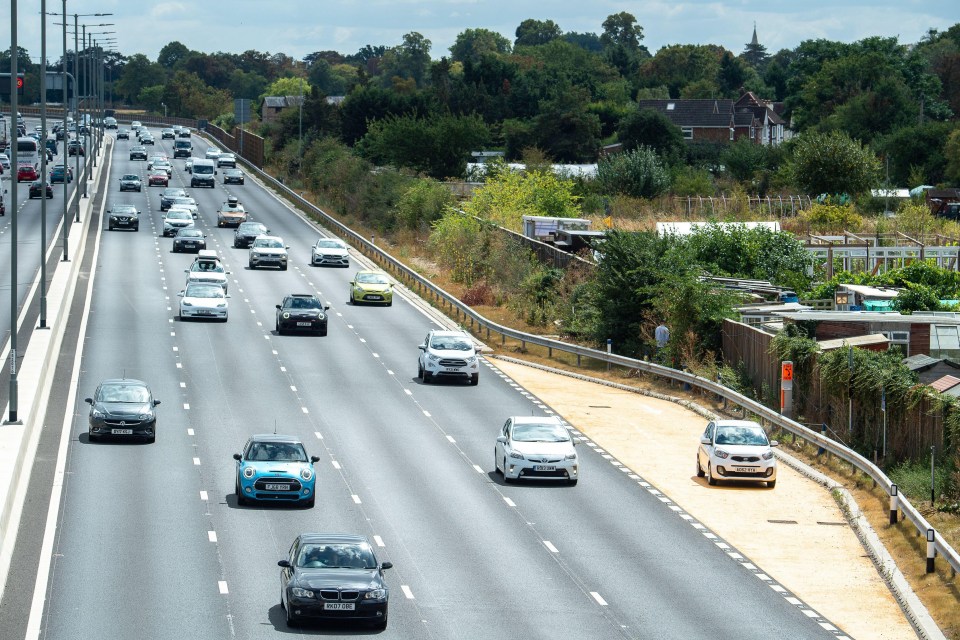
310,456 -> 320,463
380,562 -> 393,571
177,291 -> 184,297
84,397 -> 93,404
496,436 -> 507,444
277,560 -> 291,568
323,306 -> 330,311
184,269 -> 189,273
418,344 -> 426,351
233,453 -> 242,461
285,246 -> 290,250
225,295 -> 231,298
153,400 -> 161,406
226,271 -> 232,275
276,305 -> 282,310
770,440 -> 779,447
700,436 -> 711,445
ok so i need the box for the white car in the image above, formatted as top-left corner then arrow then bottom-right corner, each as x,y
131,120 -> 142,132
178,282 -> 229,321
216,152 -> 236,168
417,329 -> 479,385
205,147 -> 221,160
169,197 -> 198,218
248,235 -> 289,270
162,209 -> 195,237
495,416 -> 578,485
0,153 -> 10,171
184,252 -> 230,293
696,420 -> 778,488
311,237 -> 350,267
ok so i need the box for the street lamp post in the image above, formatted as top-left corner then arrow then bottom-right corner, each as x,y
7,0 -> 21,424
39,0 -> 49,329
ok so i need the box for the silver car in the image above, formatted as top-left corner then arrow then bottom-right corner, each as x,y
311,237 -> 350,267
248,235 -> 289,270
495,416 -> 578,485
119,173 -> 142,192
162,209 -> 195,237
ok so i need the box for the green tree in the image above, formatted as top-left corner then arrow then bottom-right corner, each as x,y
529,86 -> 601,162
788,130 -> 881,195
163,70 -> 231,118
741,27 -> 770,71
893,283 -> 942,313
450,28 -> 511,64
717,51 -> 748,97
600,12 -> 645,76
595,147 -> 671,198
639,44 -> 723,97
946,128 -> 960,184
158,41 -> 191,69
138,85 -> 165,112
395,180 -> 456,230
379,32 -> 432,87
617,107 -> 685,163
515,19 -> 563,47
115,54 -> 166,104
873,121 -> 953,185
462,168 -> 581,231
261,76 -> 310,102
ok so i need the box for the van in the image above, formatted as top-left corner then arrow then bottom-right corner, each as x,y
190,158 -> 216,188
173,138 -> 193,158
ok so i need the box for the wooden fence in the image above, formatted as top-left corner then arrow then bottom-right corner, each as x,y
205,123 -> 265,169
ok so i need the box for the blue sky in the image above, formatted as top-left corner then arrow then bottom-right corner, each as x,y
9,0 -> 959,63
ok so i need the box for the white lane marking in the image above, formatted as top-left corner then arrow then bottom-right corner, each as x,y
314,432 -> 323,439
472,464 -> 484,474
387,370 -> 394,376
180,382 -> 186,388
543,541 -> 559,553
172,346 -> 178,352
503,497 -> 516,507
208,531 -> 217,542
218,581 -> 229,594
290,385 -> 297,391
401,585 -> 414,599
347,324 -> 353,329
301,407 -> 309,414
786,597 -> 802,606
187,428 -> 195,436
423,410 -> 431,417
332,461 -> 341,470
445,435 -> 455,443
200,491 -> 208,501
374,536 -> 385,547
280,366 -> 286,372
802,609 -> 819,618
771,584 -> 787,593
193,457 -> 201,466
176,363 -> 182,368
351,494 -> 362,504
183,403 -> 190,410
359,338 -> 366,343
756,573 -> 771,581
590,592 -> 608,606
404,389 -> 412,396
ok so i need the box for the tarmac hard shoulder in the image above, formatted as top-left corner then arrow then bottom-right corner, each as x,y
490,358 -> 919,640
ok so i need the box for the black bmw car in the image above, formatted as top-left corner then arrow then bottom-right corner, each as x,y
276,294 -> 329,336
85,378 -> 161,443
279,533 -> 391,629
129,145 -> 147,160
233,221 -> 269,248
172,228 -> 207,253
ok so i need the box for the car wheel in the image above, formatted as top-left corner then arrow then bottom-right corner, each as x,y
567,478 -> 578,486
172,246 -> 179,253
372,610 -> 388,630
134,225 -> 139,232
707,463 -> 717,486
280,264 -> 287,271
248,261 -> 255,269
235,478 -> 248,505
108,224 -> 114,231
422,370 -> 432,384
418,363 -> 424,380
470,374 -> 479,386
318,327 -> 327,337
387,299 -> 393,307
284,597 -> 298,628
767,479 -> 776,489
494,450 -> 501,475
304,496 -> 315,508
696,455 -> 705,478
88,431 -> 99,443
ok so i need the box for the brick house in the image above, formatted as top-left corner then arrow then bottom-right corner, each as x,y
637,92 -> 789,146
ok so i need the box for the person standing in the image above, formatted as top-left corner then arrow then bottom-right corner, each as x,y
655,322 -> 670,350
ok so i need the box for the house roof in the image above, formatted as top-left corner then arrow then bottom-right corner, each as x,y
818,334 -> 890,351
263,96 -> 286,108
930,375 -> 960,392
838,284 -> 901,299
773,310 -> 960,325
637,99 -> 735,128
903,354 -> 942,371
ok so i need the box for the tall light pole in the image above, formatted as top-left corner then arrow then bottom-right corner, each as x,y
7,0 -> 21,424
39,0 -> 50,329
70,13 -> 112,201
59,2 -> 69,261
298,77 -> 304,173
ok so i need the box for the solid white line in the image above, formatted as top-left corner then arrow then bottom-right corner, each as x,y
387,370 -> 394,376
290,385 -> 297,391
208,531 -> 217,542
301,407 -> 309,414
401,585 -> 414,599
446,435 -> 455,443
351,494 -> 361,504
193,457 -> 201,466
543,541 -> 559,553
359,338 -> 366,343
314,431 -> 323,439
218,581 -> 229,594
187,428 -> 195,436
280,366 -> 286,372
200,491 -> 209,501
373,535 -> 385,547
590,592 -> 608,606
332,461 -> 341,470
503,497 -> 516,507
373,353 -> 379,358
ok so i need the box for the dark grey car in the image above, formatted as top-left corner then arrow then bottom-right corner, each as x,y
119,173 -> 142,192
233,221 -> 269,248
85,379 -> 160,443
107,204 -> 140,231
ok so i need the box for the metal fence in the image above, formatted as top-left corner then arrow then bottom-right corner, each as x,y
210,133 -> 960,581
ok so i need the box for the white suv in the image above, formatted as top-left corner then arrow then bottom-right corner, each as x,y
696,420 -> 778,488
418,330 -> 479,385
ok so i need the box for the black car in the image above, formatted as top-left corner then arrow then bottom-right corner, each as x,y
116,128 -> 130,140
68,141 -> 84,156
29,180 -> 54,199
276,294 -> 330,336
141,135 -> 155,145
172,228 -> 207,253
84,378 -> 160,443
279,534 -> 391,629
107,204 -> 140,231
129,145 -> 147,160
233,221 -> 269,248
223,168 -> 244,185
161,128 -> 175,139
160,187 -> 188,211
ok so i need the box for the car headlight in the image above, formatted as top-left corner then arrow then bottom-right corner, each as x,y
282,312 -> 290,319
182,301 -> 193,307
91,408 -> 105,419
466,356 -> 478,364
291,587 -> 314,598
565,452 -> 577,460
139,414 -> 148,420
427,354 -> 439,362
762,450 -> 774,461
364,589 -> 386,600
714,449 -> 729,459
509,451 -> 524,460
243,466 -> 256,478
300,468 -> 313,481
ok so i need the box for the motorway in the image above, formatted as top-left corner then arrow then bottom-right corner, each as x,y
2,130 -> 840,638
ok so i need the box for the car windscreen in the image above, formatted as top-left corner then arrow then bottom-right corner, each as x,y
430,337 -> 472,351
512,422 -> 570,443
177,229 -> 202,237
98,384 -> 150,403
316,240 -> 344,249
254,239 -> 283,248
167,210 -> 191,220
185,284 -> 224,298
285,298 -> 321,310
191,261 -> 224,273
714,426 -> 769,446
246,441 -> 308,462
356,273 -> 388,285
193,164 -> 214,175
239,224 -> 265,234
121,174 -> 138,180
296,543 -> 377,569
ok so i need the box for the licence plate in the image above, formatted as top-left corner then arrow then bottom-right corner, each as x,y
443,368 -> 462,372
366,295 -> 382,300
297,322 -> 312,327
198,310 -> 212,315
264,483 -> 291,491
323,603 -> 355,611
111,429 -> 133,435
734,467 -> 757,473
533,465 -> 556,471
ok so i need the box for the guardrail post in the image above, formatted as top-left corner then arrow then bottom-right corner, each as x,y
927,529 -> 936,573
817,424 -> 827,456
548,346 -> 552,358
576,354 -> 581,367
889,484 -> 899,524
606,338 -> 612,371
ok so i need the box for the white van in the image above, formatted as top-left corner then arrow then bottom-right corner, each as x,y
190,158 -> 216,188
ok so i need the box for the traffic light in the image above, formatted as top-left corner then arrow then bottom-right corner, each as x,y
0,73 -> 25,96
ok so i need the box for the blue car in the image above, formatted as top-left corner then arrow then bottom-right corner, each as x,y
233,434 -> 319,507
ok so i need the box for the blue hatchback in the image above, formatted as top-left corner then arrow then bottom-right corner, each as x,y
234,434 -> 319,507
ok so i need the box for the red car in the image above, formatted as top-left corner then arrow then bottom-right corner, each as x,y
17,165 -> 38,182
148,171 -> 169,187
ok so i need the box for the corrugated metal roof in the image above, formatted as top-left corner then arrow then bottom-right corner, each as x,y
903,354 -> 942,370
930,375 -> 960,392
774,311 -> 960,325
839,284 -> 901,298
818,334 -> 889,351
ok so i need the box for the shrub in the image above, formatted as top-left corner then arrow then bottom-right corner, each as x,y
395,180 -> 456,231
799,202 -> 863,234
595,146 -> 671,199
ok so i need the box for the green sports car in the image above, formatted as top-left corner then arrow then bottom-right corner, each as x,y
349,270 -> 394,306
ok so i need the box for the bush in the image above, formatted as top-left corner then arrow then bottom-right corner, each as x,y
888,458 -> 956,504
670,166 -> 715,197
395,180 -> 456,231
595,146 -> 671,199
799,202 -> 863,234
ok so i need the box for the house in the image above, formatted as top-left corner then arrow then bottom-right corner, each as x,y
833,284 -> 900,311
260,95 -> 344,125
637,92 -> 791,146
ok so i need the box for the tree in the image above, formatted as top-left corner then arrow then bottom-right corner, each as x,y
788,130 -> 881,195
717,51 -> 748,97
162,70 -> 231,118
639,44 -> 723,98
158,41 -> 191,69
741,26 -> 769,71
893,283 -> 942,313
115,54 -> 166,103
462,168 -> 581,231
529,86 -> 602,162
945,128 -> 960,184
595,147 -> 671,198
261,77 -> 310,103
379,32 -> 432,87
873,121 -> 953,185
515,19 -> 562,47
450,28 -> 511,64
616,108 -> 685,163
600,12 -> 644,51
